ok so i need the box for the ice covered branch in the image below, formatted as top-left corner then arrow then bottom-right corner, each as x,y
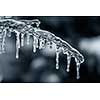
0,17 -> 84,79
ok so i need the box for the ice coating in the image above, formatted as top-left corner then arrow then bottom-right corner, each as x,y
0,17 -> 84,79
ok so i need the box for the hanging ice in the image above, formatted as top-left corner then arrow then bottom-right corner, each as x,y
21,33 -> 25,47
33,36 -> 38,53
66,54 -> 71,72
76,63 -> 80,79
0,16 -> 84,79
56,47 -> 60,69
2,29 -> 6,53
15,30 -> 20,59
26,33 -> 30,45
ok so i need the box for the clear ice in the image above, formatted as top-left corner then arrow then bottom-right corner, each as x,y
56,47 -> 60,69
66,54 -> 71,72
0,16 -> 84,79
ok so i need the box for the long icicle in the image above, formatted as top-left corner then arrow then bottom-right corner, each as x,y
76,62 -> 80,79
15,30 -> 20,59
75,58 -> 81,79
21,33 -> 25,47
56,46 -> 60,69
33,36 -> 37,53
2,29 -> 6,53
66,54 -> 71,72
35,36 -> 39,48
26,33 -> 30,45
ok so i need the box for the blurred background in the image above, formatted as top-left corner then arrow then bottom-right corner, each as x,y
0,16 -> 100,83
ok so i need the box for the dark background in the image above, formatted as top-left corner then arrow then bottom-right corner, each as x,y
0,16 -> 100,83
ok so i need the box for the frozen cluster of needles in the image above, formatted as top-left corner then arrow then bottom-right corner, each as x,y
0,16 -> 84,79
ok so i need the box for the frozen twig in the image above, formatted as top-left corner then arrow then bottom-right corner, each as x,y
0,16 -> 84,79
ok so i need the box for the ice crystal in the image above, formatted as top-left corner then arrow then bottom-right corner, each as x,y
0,16 -> 84,79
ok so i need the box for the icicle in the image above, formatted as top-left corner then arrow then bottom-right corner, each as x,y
35,36 -> 39,48
62,48 -> 71,72
76,62 -> 80,79
2,30 -> 6,53
66,54 -> 71,72
75,58 -> 80,79
33,37 -> 36,53
21,33 -> 24,47
56,46 -> 60,69
56,51 -> 59,69
33,36 -> 38,53
26,33 -> 30,45
15,30 -> 20,59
